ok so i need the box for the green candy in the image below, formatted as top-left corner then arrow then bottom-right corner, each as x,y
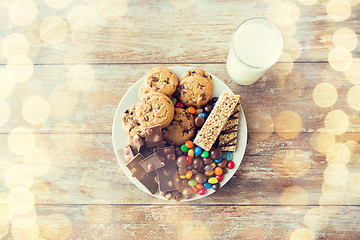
201,151 -> 209,158
171,98 -> 177,105
188,179 -> 197,187
181,144 -> 189,153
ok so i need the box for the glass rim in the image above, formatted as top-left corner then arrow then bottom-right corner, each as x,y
231,17 -> 284,70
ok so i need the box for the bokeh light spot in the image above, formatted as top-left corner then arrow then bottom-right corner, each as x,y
324,164 -> 348,189
326,143 -> 350,165
99,0 -> 128,20
266,1 -> 300,26
284,38 -> 301,61
67,5 -> 106,32
40,16 -> 68,45
332,28 -> 358,51
345,59 -> 360,84
272,150 -> 311,178
0,99 -> 11,127
280,186 -> 309,205
85,200 -> 113,224
41,214 -> 72,240
9,0 -> 38,26
312,82 -> 337,108
48,84 -> 79,120
326,0 -> 351,22
328,47 -> 353,72
1,33 -> 29,59
45,0 -> 72,9
11,209 -> 37,230
7,187 -> 35,214
347,86 -> 360,111
0,223 -> 9,239
8,127 -> 36,156
6,55 -> 34,83
297,0 -> 318,5
319,187 -> 344,205
67,65 -> 95,92
274,111 -> 302,139
6,164 -> 33,189
345,141 -> 360,165
278,23 -> 296,38
324,110 -> 349,135
290,228 -> 314,240
348,0 -> 360,5
0,69 -> 15,99
247,110 -> 274,140
22,96 -> 50,125
0,193 -> 10,225
23,147 -> 51,176
311,129 -> 335,154
304,207 -> 329,232
11,224 -> 39,240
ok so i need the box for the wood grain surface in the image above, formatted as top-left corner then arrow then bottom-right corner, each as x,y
1,0 -> 360,239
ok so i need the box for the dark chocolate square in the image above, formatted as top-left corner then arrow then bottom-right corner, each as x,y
156,162 -> 178,192
139,171 -> 158,194
126,153 -> 146,180
118,145 -> 136,164
139,152 -> 165,173
154,146 -> 176,162
145,125 -> 165,148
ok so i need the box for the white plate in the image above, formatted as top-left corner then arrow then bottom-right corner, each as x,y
112,66 -> 247,201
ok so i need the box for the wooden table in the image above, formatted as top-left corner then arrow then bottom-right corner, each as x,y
1,0 -> 360,239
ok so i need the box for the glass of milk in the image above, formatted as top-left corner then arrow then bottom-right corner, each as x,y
226,18 -> 284,85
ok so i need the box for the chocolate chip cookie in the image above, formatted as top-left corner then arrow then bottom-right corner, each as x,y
123,92 -> 174,137
177,75 -> 213,107
179,69 -> 213,87
162,108 -> 196,146
140,67 -> 178,97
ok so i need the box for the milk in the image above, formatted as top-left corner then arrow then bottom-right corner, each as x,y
226,18 -> 283,85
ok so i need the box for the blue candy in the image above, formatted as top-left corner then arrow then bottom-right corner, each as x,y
198,113 -> 207,119
194,146 -> 202,156
203,182 -> 212,189
214,158 -> 222,163
226,152 -> 233,161
212,102 -> 216,106
222,151 -> 227,159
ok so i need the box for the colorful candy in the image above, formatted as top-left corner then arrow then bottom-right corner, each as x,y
198,113 -> 207,119
179,175 -> 186,179
214,158 -> 222,163
212,183 -> 220,191
196,183 -> 204,189
171,98 -> 177,105
210,162 -> 216,169
205,170 -> 214,176
227,161 -> 234,169
188,179 -> 197,187
198,188 -> 207,195
187,106 -> 196,114
187,149 -> 194,157
195,108 -> 203,115
195,116 -> 205,127
186,156 -> 192,165
185,140 -> 194,149
175,102 -> 184,108
181,144 -> 189,153
226,152 -> 233,161
194,147 -> 202,156
201,151 -> 209,158
208,177 -> 218,184
185,170 -> 193,179
203,182 -> 212,189
191,186 -> 199,193
215,175 -> 223,182
204,165 -> 213,172
214,167 -> 223,176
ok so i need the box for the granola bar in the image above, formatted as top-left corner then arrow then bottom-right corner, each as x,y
218,100 -> 240,152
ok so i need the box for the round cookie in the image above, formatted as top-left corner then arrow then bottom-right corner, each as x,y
141,67 -> 178,97
121,104 -> 137,132
162,108 -> 196,146
179,69 -> 213,86
177,75 -> 213,107
128,92 -> 174,137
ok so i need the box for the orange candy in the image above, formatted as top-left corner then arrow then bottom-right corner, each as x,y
185,140 -> 194,149
214,167 -> 223,176
187,107 -> 196,114
196,183 -> 204,189
185,170 -> 193,179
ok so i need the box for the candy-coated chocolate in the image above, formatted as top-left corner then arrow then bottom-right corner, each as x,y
174,146 -> 182,157
181,179 -> 189,187
204,165 -> 213,172
176,156 -> 187,168
226,152 -> 233,161
175,102 -> 184,108
198,113 -> 207,119
204,104 -> 213,113
203,182 -> 212,189
214,167 -> 223,176
227,161 -> 235,169
181,144 -> 189,153
210,162 -> 216,168
182,187 -> 194,199
208,177 -> 218,184
203,157 -> 213,165
217,159 -> 227,168
195,108 -> 203,115
201,151 -> 209,158
171,98 -> 177,105
196,183 -> 204,189
214,159 -> 222,163
187,149 -> 194,157
192,157 -> 203,169
205,170 -> 214,176
188,179 -> 197,187
198,188 -> 207,195
194,147 -> 202,156
178,167 -> 187,175
212,102 -> 216,106
185,140 -> 194,149
195,116 -> 205,128
186,156 -> 192,165
212,183 -> 220,191
187,106 -> 196,114
179,175 -> 186,179
194,173 -> 206,183
191,169 -> 199,175
210,148 -> 222,160
215,175 -> 224,182
185,170 -> 193,179
191,186 -> 199,193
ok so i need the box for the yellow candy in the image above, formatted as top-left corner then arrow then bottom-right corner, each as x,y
179,175 -> 186,179
208,177 -> 218,184
211,162 -> 216,168
205,170 -> 214,176
188,149 -> 194,158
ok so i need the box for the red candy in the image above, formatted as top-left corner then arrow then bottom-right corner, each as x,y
215,175 -> 224,182
227,161 -> 234,169
186,156 -> 193,165
175,102 -> 184,108
191,186 -> 199,193
198,188 -> 206,195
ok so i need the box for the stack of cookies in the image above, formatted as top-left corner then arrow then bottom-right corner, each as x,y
119,67 -> 241,201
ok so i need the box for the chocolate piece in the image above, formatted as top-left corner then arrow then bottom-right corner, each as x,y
203,157 -> 213,165
156,162 -> 178,192
174,192 -> 183,201
217,159 -> 228,168
164,191 -> 175,200
139,171 -> 158,194
219,101 -> 240,152
192,157 -> 203,170
191,169 -> 199,175
139,146 -> 153,158
210,148 -> 222,160
181,178 -> 189,187
194,92 -> 240,151
174,146 -> 182,157
182,187 -> 194,199
195,116 -> 205,128
118,145 -> 136,163
126,153 -> 146,180
178,167 -> 187,175
145,125 -> 165,148
212,183 -> 220,191
132,134 -> 146,152
154,146 -> 176,162
204,104 -> 213,113
139,152 -> 165,173
176,156 -> 187,168
195,173 -> 206,183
